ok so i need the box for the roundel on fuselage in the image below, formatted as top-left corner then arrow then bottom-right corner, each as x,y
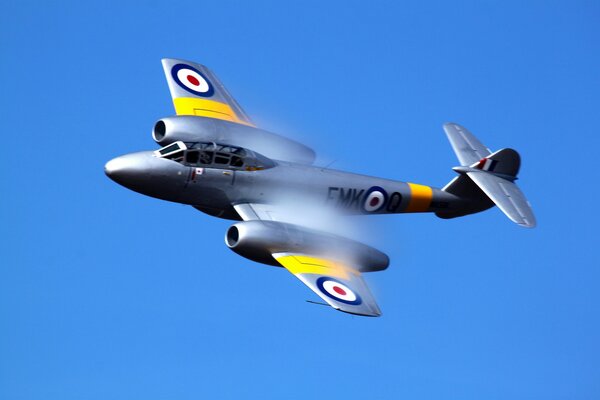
363,186 -> 388,212
171,64 -> 214,97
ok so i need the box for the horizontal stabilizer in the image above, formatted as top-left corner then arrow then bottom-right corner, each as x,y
467,171 -> 536,228
444,123 -> 491,166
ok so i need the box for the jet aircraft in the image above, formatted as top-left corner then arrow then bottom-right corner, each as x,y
105,59 -> 536,317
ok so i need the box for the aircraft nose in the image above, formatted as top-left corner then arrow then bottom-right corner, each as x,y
104,152 -> 153,187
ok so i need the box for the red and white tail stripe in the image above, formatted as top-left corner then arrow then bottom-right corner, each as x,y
474,157 -> 498,172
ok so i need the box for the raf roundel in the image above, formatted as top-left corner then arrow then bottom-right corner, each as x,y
363,186 -> 388,212
171,64 -> 214,97
316,277 -> 362,305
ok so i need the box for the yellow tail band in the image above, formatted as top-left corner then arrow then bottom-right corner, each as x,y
405,183 -> 433,212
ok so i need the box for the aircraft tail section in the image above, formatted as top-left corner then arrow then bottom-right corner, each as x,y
438,123 -> 536,228
438,175 -> 495,219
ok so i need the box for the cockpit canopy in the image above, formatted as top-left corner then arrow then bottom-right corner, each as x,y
154,141 -> 275,171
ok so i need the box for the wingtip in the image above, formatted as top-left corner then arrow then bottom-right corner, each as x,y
161,57 -> 209,69
338,309 -> 382,317
519,220 -> 537,228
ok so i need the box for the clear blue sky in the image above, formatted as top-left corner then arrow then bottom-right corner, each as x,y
1,1 -> 599,399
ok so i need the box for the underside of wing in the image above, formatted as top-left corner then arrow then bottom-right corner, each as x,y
232,203 -> 386,316
162,58 -> 254,126
234,203 -> 286,222
273,253 -> 382,317
233,202 -> 345,232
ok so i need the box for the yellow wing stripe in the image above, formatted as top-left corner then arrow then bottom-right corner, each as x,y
274,254 -> 353,279
405,183 -> 433,212
173,98 -> 255,127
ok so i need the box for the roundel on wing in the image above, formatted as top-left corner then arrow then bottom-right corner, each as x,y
316,277 -> 362,305
171,64 -> 214,97
363,186 -> 388,212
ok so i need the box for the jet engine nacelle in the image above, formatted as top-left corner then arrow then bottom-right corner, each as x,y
152,116 -> 315,164
225,220 -> 389,272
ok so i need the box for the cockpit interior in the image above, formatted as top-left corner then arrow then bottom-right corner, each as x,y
154,141 -> 275,171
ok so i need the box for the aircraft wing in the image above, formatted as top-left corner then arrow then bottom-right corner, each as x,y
162,58 -> 255,127
444,123 -> 491,166
466,171 -> 536,227
273,253 -> 381,316
234,204 -> 382,316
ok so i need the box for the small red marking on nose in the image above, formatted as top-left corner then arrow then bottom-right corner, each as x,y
370,197 -> 380,207
187,75 -> 200,86
333,286 -> 347,296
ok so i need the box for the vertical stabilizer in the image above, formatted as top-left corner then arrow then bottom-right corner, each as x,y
471,148 -> 520,178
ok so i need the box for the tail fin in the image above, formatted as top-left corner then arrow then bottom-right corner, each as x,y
438,123 -> 536,228
471,148 -> 520,178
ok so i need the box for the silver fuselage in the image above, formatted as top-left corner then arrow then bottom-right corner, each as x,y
105,151 -> 464,220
